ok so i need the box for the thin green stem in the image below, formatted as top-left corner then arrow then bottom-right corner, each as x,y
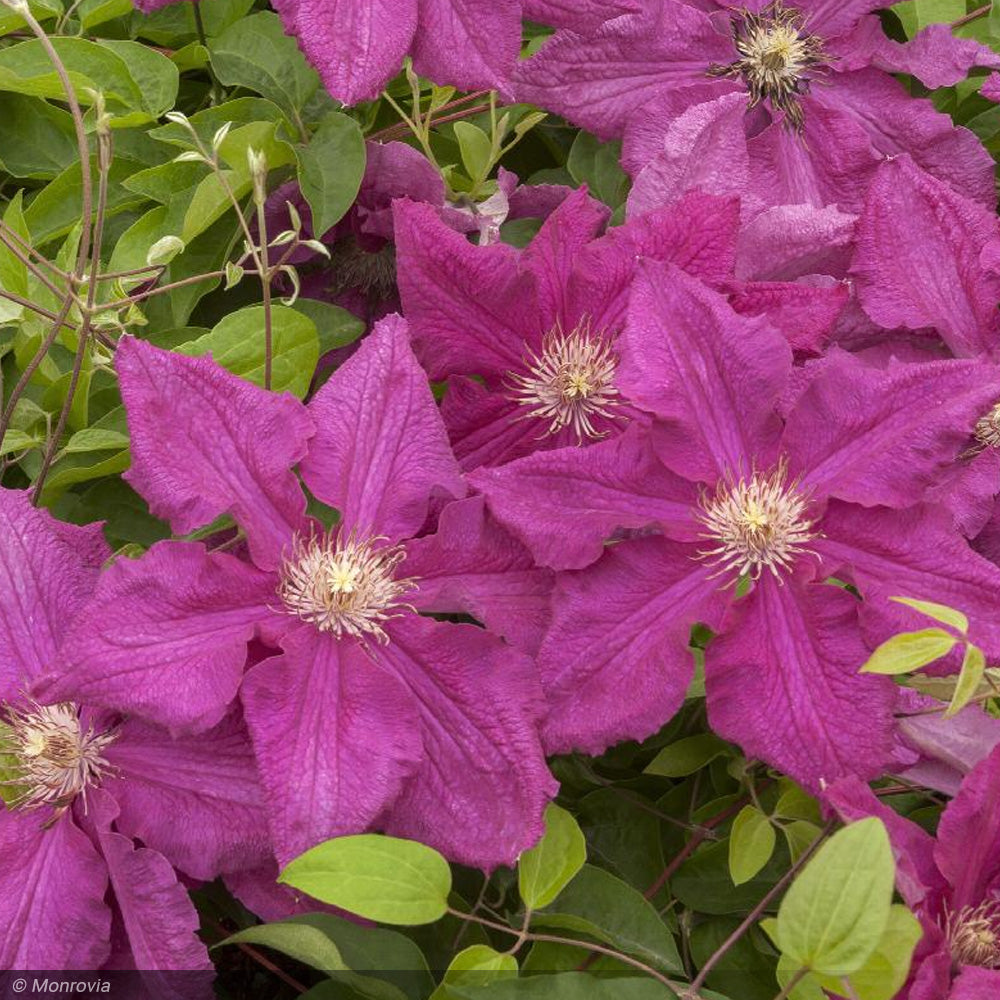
256,198 -> 273,390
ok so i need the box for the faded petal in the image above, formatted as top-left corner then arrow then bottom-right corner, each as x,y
538,537 -> 726,754
707,576 -> 897,792
619,260 -> 789,482
379,615 -> 556,870
117,337 -> 312,571
0,811 -> 109,969
0,488 -> 107,696
301,315 -> 465,541
242,626 -> 423,864
469,426 -> 700,570
404,496 -> 554,653
39,542 -> 275,734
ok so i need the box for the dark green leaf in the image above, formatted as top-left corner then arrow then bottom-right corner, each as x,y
296,111 -> 366,236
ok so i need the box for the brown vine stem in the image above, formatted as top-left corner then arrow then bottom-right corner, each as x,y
952,3 -> 989,29
0,289 -> 74,329
682,819 -> 835,998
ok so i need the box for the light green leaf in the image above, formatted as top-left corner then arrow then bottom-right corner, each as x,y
728,806 -> 777,887
1,429 -> 40,455
295,111 -> 366,236
890,596 -> 968,634
177,304 -> 318,397
291,298 -> 365,356
945,644 -> 987,718
215,920 -> 347,974
782,821 -> 823,865
645,733 -> 731,777
62,428 -> 130,454
860,629 -> 956,676
430,945 -> 518,1000
453,121 -> 493,182
448,972 -> 675,1000
774,818 -> 895,977
278,834 -> 452,926
518,803 -> 587,910
0,192 -> 28,324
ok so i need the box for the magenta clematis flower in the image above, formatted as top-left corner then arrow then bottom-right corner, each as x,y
395,185 -> 749,469
0,490 -> 269,983
268,0 -> 635,104
470,259 -> 1000,790
39,317 -> 556,870
827,745 -> 1000,998
513,0 -> 999,209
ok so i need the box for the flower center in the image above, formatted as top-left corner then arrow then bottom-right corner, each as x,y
279,530 -> 415,643
697,461 -> 817,581
709,1 -> 828,131
946,902 -> 1000,969
974,402 -> 1000,451
1,702 -> 115,812
508,321 -> 619,441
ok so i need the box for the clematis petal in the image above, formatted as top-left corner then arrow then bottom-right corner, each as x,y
81,789 -> 214,990
273,0 -> 416,105
537,536 -> 727,755
782,350 -> 1000,508
378,615 -> 556,870
105,711 -> 271,881
511,0 -> 733,139
934,745 -> 1000,912
523,0 -> 638,33
619,259 -> 790,483
411,0 -> 520,93
404,496 -> 554,653
470,426 -> 700,570
728,279 -> 849,355
0,811 -> 109,969
301,315 -> 465,541
950,967 -> 1000,999
116,337 -> 312,572
241,626 -> 423,865
850,155 -> 1000,359
394,198 -> 531,378
706,575 -> 897,792
0,488 -> 107,695
38,542 -> 276,734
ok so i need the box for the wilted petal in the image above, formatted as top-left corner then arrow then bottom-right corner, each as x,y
538,536 -> 726,754
117,337 -> 312,571
851,156 -> 1000,358
783,350 -> 1000,508
619,260 -> 789,482
379,615 -> 556,870
0,489 -> 107,695
708,576 -> 896,791
39,542 -> 276,734
301,315 -> 465,541
105,711 -> 271,881
404,496 -> 554,653
470,426 -> 700,570
0,811 -> 109,969
242,626 -> 423,864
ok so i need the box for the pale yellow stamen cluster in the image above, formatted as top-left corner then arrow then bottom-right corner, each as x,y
946,901 -> 1000,969
698,461 -> 817,582
279,530 -> 415,643
508,321 -> 620,442
709,1 -> 828,132
1,702 -> 116,812
974,402 -> 1000,451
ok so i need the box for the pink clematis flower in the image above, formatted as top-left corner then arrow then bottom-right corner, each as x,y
38,318 -> 556,870
0,491 -> 269,985
470,259 -> 1000,791
827,745 -> 1000,999
513,0 -> 999,209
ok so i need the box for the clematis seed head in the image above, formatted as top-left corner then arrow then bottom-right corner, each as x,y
508,320 -> 620,442
945,901 -> 1000,969
279,530 -> 415,643
697,459 -> 817,582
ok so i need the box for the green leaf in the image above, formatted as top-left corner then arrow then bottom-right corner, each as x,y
96,39 -> 179,121
566,130 -> 630,208
430,945 -> 518,1000
890,596 -> 968,634
728,807 -> 777,887
215,920 -> 348,974
860,629 -> 957,675
533,864 -> 683,973
453,121 -> 493,182
209,12 -> 319,135
278,834 -> 453,925
945,644 -> 987,718
781,821 -> 822,865
518,803 -> 587,910
295,111 -> 366,236
447,972 -> 676,1000
774,818 -> 895,977
291,298 -> 365,356
645,734 -> 731,777
62,428 -> 130,454
177,304 -> 318,397
78,0 -> 133,30
0,192 -> 29,324
0,94 -> 77,178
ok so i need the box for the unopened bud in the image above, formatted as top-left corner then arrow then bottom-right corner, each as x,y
247,147 -> 268,206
